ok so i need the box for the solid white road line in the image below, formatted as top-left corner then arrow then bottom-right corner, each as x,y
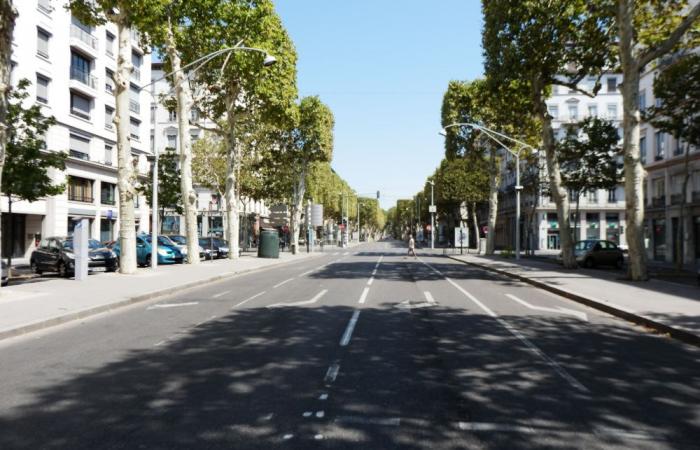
273,277 -> 294,289
340,310 -> 361,346
419,258 -> 589,393
211,290 -> 231,299
423,291 -> 437,305
147,302 -> 199,310
505,293 -> 588,321
266,289 -> 328,308
358,287 -> 370,304
232,291 -> 266,308
367,277 -> 374,286
324,363 -> 340,384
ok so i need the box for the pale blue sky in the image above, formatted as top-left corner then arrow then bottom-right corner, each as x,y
276,1 -> 484,209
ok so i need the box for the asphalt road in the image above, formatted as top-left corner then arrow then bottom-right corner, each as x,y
0,240 -> 698,449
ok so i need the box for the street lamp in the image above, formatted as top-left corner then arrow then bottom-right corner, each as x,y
440,123 -> 538,260
427,180 -> 435,249
141,42 -> 276,269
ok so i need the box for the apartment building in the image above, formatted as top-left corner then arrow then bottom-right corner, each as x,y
3,0 -> 153,259
150,62 -> 269,243
640,54 -> 700,266
495,73 -> 627,251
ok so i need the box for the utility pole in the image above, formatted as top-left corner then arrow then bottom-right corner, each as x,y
428,181 -> 435,249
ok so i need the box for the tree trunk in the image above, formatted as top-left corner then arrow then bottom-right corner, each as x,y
471,202 -> 480,251
486,149 -> 499,255
0,0 -> 17,290
165,27 -> 199,265
676,143 -> 691,272
575,193 -> 581,242
289,164 -> 307,255
535,87 -> 576,268
6,195 -> 12,274
224,95 -> 239,260
618,0 -> 648,280
116,23 -> 137,274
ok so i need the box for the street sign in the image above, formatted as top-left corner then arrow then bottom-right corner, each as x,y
428,205 -> 437,213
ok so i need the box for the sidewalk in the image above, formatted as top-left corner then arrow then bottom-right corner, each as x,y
0,250 -> 325,342
444,252 -> 700,346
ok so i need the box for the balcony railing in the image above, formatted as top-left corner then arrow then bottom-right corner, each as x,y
131,67 -> 140,82
70,66 -> 97,89
651,197 -> 665,208
68,191 -> 93,203
101,195 -> 116,206
129,99 -> 140,114
69,150 -> 89,160
670,193 -> 684,205
37,0 -> 53,14
70,24 -> 98,49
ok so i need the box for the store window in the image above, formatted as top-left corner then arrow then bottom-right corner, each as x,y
586,213 -> 600,240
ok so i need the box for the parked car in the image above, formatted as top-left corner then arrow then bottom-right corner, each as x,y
559,239 -> 625,269
199,237 -> 230,259
1,261 -> 8,286
30,237 -> 118,277
166,235 -> 207,260
109,235 -> 182,267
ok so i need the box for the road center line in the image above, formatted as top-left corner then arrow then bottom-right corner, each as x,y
367,277 -> 374,286
358,287 -> 370,304
211,290 -> 230,299
232,291 -> 266,308
273,278 -> 294,289
419,258 -> 589,393
340,310 -> 361,346
266,289 -> 328,308
324,362 -> 340,384
147,302 -> 199,310
424,291 -> 436,305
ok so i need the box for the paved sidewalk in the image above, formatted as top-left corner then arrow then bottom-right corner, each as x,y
444,252 -> 700,345
0,250 -> 325,341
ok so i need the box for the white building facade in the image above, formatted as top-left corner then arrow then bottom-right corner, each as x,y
496,73 -> 627,251
150,62 -> 270,243
4,0 -> 153,259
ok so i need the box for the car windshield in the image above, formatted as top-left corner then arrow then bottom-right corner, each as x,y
574,241 -> 595,251
169,236 -> 186,245
63,239 -> 102,250
158,236 -> 176,246
214,239 -> 227,247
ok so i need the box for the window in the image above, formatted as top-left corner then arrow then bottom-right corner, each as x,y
70,91 -> 91,119
38,0 -> 53,14
105,31 -> 115,57
587,190 -> 598,203
168,110 -> 177,122
607,77 -> 618,93
129,84 -> 140,114
36,74 -> 49,104
568,104 -> 578,121
190,109 -> 199,121
70,51 -> 94,88
640,135 -> 647,164
37,28 -> 50,58
68,176 -> 93,203
105,69 -> 115,94
607,104 -> 618,120
548,105 -> 558,119
69,133 -> 90,159
653,178 -> 665,198
104,144 -> 113,165
131,51 -> 142,81
655,131 -> 665,160
639,89 -> 646,111
588,104 -> 597,118
167,134 -> 177,149
100,182 -> 116,205
130,118 -> 140,140
190,132 -> 199,142
607,188 -> 617,203
104,106 -> 114,129
673,137 -> 683,156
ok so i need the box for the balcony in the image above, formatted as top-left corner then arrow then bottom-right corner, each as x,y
70,24 -> 98,51
37,0 -> 53,14
70,66 -> 97,90
68,192 -> 93,203
651,197 -> 665,208
129,99 -> 140,114
670,193 -> 684,205
131,66 -> 141,83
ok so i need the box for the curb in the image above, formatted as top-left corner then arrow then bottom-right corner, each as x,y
446,255 -> 700,348
0,252 -> 326,342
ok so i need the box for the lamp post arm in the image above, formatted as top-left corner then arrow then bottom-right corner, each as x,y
443,122 -> 538,154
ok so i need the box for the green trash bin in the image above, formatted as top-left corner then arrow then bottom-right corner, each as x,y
258,228 -> 280,258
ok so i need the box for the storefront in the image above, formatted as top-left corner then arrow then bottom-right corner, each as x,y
586,213 -> 600,240
605,213 -> 621,244
546,213 -> 560,249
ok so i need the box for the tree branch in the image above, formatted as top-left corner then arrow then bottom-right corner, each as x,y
638,2 -> 700,69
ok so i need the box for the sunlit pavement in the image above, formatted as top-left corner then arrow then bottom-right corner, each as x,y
0,241 -> 698,449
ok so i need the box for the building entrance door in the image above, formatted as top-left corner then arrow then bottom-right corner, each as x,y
547,231 -> 560,250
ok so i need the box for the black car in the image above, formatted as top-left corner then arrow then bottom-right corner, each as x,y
198,237 -> 230,259
30,237 -> 119,277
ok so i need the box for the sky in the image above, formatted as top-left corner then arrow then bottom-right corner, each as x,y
275,0 -> 484,209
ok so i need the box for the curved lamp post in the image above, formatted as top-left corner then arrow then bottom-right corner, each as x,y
440,123 -> 538,260
141,42 -> 276,269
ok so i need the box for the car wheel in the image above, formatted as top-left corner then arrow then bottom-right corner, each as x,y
615,257 -> 624,269
584,257 -> 595,269
145,254 -> 152,267
107,260 -> 118,272
30,260 -> 42,275
57,261 -> 69,278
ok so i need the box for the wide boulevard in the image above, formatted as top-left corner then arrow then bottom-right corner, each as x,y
0,241 -> 698,449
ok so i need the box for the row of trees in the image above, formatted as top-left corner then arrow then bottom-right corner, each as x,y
398,1 -> 698,280
0,0 -> 369,279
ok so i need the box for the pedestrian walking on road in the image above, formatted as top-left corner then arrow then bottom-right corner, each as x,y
408,235 -> 416,257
